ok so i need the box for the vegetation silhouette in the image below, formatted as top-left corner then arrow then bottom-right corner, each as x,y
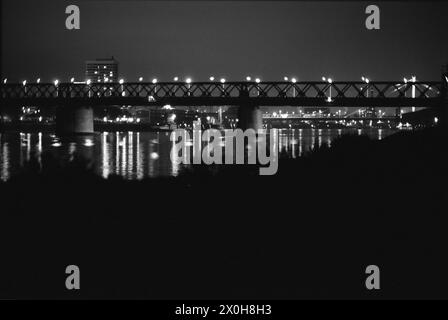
0,125 -> 446,299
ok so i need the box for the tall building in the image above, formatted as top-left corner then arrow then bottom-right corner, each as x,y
85,57 -> 119,83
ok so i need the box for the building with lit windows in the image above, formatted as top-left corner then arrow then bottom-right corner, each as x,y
85,57 -> 119,83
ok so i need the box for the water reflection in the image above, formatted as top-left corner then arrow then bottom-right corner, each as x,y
0,128 -> 396,181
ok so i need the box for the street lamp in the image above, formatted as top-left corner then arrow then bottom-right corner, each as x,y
362,77 -> 370,97
186,78 -> 192,96
322,77 -> 333,102
54,80 -> 59,97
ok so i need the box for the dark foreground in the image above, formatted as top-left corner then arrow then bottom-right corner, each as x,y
0,126 -> 447,299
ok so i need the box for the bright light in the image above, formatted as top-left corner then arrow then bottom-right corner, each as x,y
291,78 -> 297,83
3,79 -> 7,84
70,78 -> 75,83
162,104 -> 173,110
86,80 -> 92,85
220,78 -> 226,84
322,77 -> 326,81
54,80 -> 59,86
209,76 -> 215,81
36,78 -> 41,84
150,152 -> 159,160
255,78 -> 261,83
173,77 -> 179,82
152,78 -> 158,84
435,117 -> 439,124
186,78 -> 192,84
139,77 -> 143,82
246,76 -> 251,81
22,80 -> 27,86
284,77 -> 289,81
328,78 -> 333,83
119,79 -> 124,84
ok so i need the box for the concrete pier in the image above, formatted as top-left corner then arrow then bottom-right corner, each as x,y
237,87 -> 263,130
56,105 -> 94,134
237,104 -> 262,130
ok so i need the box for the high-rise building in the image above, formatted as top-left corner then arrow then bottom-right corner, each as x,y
85,57 -> 119,83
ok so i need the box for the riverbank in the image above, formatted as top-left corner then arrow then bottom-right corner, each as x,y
0,125 -> 446,299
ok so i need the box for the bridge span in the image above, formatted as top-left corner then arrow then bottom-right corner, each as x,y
1,79 -> 447,133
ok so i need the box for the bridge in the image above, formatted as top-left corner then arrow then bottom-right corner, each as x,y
1,78 -> 447,133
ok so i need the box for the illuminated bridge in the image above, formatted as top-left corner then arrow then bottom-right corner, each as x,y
1,79 -> 447,133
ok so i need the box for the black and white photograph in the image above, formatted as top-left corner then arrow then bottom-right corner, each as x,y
0,0 -> 447,306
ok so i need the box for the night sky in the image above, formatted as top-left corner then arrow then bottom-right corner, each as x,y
2,0 -> 448,82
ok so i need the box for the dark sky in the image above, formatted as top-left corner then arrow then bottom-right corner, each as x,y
2,0 -> 448,82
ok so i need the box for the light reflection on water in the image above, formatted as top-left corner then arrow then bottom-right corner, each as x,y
0,128 -> 396,181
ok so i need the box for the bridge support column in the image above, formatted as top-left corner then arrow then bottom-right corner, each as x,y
441,66 -> 448,128
56,105 -> 94,134
237,104 -> 262,131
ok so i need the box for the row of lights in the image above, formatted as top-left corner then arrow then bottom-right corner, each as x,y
5,76 -> 300,85
4,75 -> 423,85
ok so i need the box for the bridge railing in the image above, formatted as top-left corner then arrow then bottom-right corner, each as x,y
0,81 -> 442,100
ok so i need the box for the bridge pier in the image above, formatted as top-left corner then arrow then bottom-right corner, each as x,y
237,104 -> 262,131
56,105 -> 94,134
441,66 -> 448,128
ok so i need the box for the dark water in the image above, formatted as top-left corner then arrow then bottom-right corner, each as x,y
0,128 -> 396,181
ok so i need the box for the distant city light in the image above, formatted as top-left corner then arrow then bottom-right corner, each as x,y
255,78 -> 261,83
54,80 -> 59,86
70,78 -> 75,83
119,79 -> 124,84
209,76 -> 215,81
186,78 -> 192,84
434,117 -> 439,124
22,80 -> 27,86
173,77 -> 179,82
291,78 -> 297,83
36,78 -> 41,84
220,78 -> 226,84
139,77 -> 143,82
152,78 -> 158,84
86,80 -> 92,85
284,77 -> 289,81
246,76 -> 252,81
3,79 -> 7,84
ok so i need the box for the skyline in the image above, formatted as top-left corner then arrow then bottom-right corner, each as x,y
2,1 -> 448,82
